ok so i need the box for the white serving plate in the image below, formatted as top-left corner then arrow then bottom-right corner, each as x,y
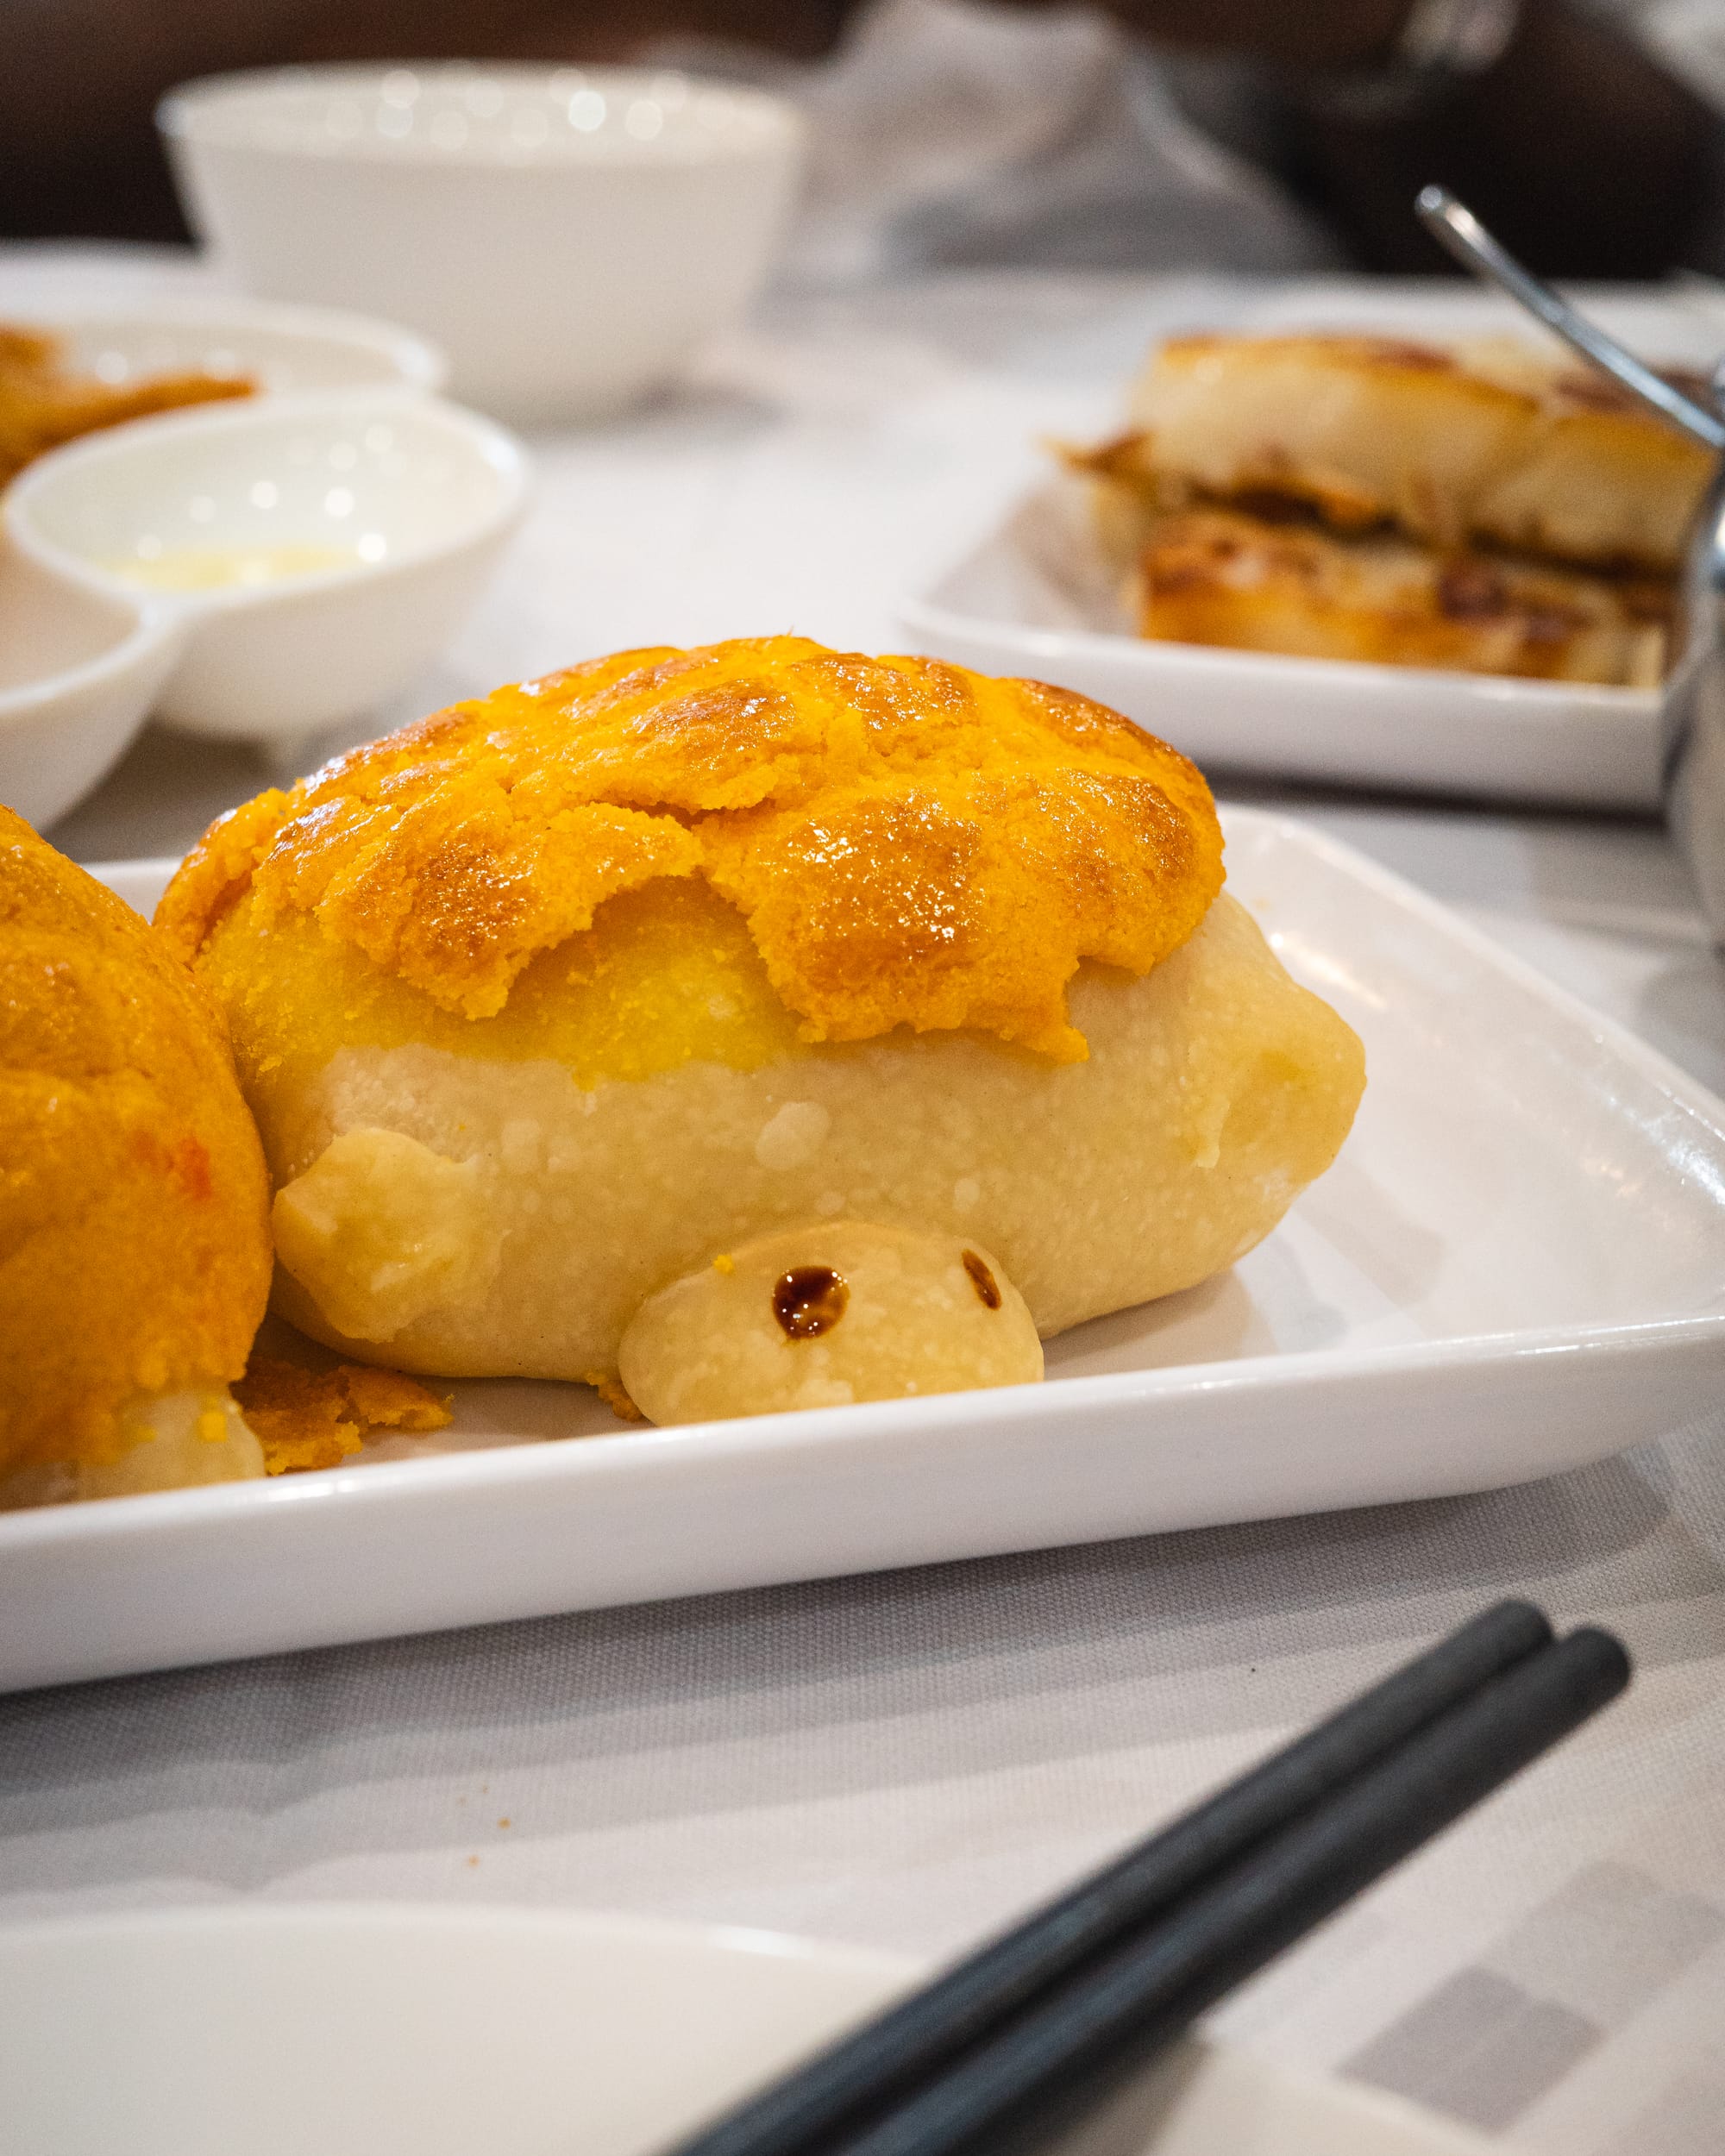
900,289 -> 1725,811
3,808 -> 1723,1694
41,296 -> 447,398
0,1905 -> 1496,2156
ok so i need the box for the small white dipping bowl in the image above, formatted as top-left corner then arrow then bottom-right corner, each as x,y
4,390 -> 528,744
159,63 -> 806,423
0,550 -> 183,830
45,297 -> 446,399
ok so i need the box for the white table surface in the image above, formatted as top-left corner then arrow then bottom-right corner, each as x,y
5,248 -> 1725,2155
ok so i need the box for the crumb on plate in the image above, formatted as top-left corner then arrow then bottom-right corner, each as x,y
234,1352 -> 451,1474
582,1369 -> 647,1423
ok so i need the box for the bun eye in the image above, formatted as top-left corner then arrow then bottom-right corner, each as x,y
772,1266 -> 849,1339
963,1250 -> 1001,1309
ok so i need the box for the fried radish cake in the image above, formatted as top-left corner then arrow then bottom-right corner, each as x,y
1107,333 -> 1710,573
1,808 -> 273,1503
1135,506 -> 1669,686
159,638 -> 1364,1425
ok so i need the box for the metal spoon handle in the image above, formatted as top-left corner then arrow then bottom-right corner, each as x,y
1415,184 -> 1725,449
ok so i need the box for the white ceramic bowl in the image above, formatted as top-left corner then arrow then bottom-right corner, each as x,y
0,1905 -> 1496,2156
41,297 -> 446,399
0,547 -> 182,830
3,390 -> 528,743
160,64 -> 806,423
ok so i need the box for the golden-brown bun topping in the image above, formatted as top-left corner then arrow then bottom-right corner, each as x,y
0,807 -> 273,1471
159,636 -> 1224,1062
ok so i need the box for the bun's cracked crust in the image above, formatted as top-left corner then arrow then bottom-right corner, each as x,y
0,807 -> 272,1470
157,636 -> 1224,1063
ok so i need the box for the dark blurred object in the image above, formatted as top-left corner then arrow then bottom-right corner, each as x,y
2,0 -> 1722,283
1271,0 -> 1725,278
3,135 -> 191,247
1415,180 -> 1725,446
0,0 -> 838,245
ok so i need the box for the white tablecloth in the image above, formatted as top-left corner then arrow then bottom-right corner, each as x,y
5,248 -> 1725,2154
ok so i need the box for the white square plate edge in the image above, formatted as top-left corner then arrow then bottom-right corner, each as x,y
2,810 -> 1720,1693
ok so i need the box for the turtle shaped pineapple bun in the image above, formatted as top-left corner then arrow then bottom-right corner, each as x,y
157,636 -> 1364,1424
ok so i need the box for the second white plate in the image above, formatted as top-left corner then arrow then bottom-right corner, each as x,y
901,475 -> 1663,809
1,808 -> 1722,1692
900,287 -> 1725,810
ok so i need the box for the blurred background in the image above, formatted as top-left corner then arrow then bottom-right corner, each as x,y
8,0 -> 1725,283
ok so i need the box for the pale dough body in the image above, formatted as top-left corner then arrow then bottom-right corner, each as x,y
260,893 -> 1364,1380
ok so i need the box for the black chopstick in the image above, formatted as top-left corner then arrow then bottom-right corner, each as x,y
662,1600 -> 1567,2156
830,1625 -> 1628,2156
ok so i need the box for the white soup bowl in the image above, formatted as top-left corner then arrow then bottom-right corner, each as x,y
160,64 -> 806,423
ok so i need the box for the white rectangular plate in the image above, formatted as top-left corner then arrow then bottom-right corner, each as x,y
900,288 -> 1725,810
4,810 -> 1723,1693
